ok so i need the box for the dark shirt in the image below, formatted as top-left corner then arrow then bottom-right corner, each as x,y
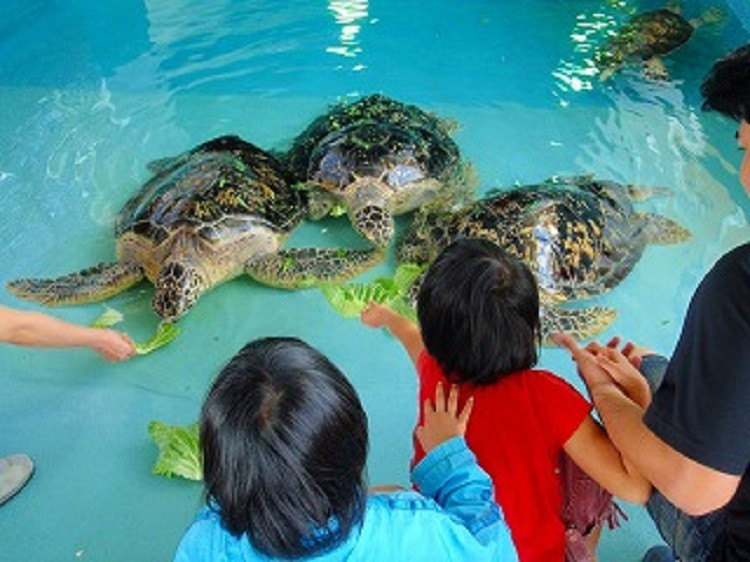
644,243 -> 750,561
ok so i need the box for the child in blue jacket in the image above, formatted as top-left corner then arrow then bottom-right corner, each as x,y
174,336 -> 518,561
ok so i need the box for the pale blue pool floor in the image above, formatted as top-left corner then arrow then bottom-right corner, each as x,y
3,90 -> 748,560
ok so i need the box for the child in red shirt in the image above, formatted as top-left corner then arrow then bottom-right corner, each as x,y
361,238 -> 650,562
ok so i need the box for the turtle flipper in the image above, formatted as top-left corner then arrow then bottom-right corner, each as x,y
246,248 -> 385,289
637,212 -> 691,244
643,56 -> 669,80
541,305 -> 617,345
6,262 -> 144,306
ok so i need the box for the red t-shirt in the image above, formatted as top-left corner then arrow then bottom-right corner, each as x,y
414,351 -> 591,562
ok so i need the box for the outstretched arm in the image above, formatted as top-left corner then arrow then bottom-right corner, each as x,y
554,332 -> 740,515
0,306 -> 136,361
361,302 -> 424,365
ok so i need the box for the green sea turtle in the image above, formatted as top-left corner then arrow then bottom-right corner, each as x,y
397,175 -> 691,341
594,4 -> 723,80
7,135 -> 380,323
282,94 -> 475,249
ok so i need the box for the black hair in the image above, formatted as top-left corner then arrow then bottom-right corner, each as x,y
417,237 -> 541,385
200,337 -> 368,558
701,43 -> 750,122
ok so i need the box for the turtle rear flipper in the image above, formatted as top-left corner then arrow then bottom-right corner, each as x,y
246,247 -> 385,289
637,212 -> 691,244
6,262 -> 144,306
541,305 -> 617,344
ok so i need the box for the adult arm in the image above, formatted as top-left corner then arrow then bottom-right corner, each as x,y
0,306 -> 135,361
554,332 -> 740,515
361,302 -> 424,365
563,414 -> 651,504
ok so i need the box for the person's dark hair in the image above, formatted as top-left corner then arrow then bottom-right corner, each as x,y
200,337 -> 368,558
701,43 -> 750,122
417,237 -> 541,385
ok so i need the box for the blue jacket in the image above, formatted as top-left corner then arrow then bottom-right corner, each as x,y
174,436 -> 518,561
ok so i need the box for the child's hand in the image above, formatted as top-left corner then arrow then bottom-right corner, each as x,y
360,301 -> 394,328
416,383 -> 474,454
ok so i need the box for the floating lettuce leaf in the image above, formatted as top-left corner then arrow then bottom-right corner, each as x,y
90,308 -> 180,355
148,420 -> 203,481
135,323 -> 181,355
320,263 -> 424,321
90,306 -> 125,328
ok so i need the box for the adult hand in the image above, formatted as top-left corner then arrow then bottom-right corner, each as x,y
91,329 -> 137,361
551,332 -> 616,396
601,336 -> 655,370
586,341 -> 652,409
416,383 -> 474,454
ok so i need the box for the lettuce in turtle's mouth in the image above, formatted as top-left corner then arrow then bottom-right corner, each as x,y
90,306 -> 180,355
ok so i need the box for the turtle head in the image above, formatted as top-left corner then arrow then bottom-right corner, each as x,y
344,176 -> 395,248
152,261 -> 210,322
396,209 -> 452,265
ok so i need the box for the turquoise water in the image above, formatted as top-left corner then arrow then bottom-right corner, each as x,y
1,1 -> 748,560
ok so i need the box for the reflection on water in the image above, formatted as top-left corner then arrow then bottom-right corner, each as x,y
326,0 -> 370,68
552,3 -> 632,105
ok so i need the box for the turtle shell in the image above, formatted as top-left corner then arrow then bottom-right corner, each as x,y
117,136 -> 304,245
613,9 -> 694,59
285,94 -> 457,182
399,180 -> 651,300
307,121 -> 458,190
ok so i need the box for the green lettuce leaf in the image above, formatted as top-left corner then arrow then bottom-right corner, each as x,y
90,306 -> 125,328
319,263 -> 423,321
135,323 -> 181,355
148,420 -> 203,481
90,308 -> 180,355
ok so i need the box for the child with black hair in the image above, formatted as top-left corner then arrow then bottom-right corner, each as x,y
173,336 -> 518,561
361,238 -> 650,562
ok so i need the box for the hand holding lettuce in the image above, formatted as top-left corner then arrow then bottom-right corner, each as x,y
90,306 -> 180,355
320,263 -> 423,322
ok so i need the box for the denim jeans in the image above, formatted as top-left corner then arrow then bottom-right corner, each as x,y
640,355 -> 726,561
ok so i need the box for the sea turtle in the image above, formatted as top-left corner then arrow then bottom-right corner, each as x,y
7,135 -> 381,323
282,94 -> 475,249
594,3 -> 723,80
397,175 -> 691,341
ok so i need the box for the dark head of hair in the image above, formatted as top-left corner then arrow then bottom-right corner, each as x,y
701,43 -> 750,122
200,336 -> 368,558
417,237 -> 541,385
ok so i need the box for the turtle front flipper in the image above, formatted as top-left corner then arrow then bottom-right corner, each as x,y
541,304 -> 617,345
246,247 -> 385,289
637,212 -> 691,244
6,262 -> 144,306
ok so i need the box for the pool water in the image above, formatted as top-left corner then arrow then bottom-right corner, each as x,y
0,0 -> 748,560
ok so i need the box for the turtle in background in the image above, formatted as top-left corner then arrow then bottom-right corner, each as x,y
397,175 -> 691,341
282,94 -> 476,250
7,135 -> 381,323
594,3 -> 723,81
